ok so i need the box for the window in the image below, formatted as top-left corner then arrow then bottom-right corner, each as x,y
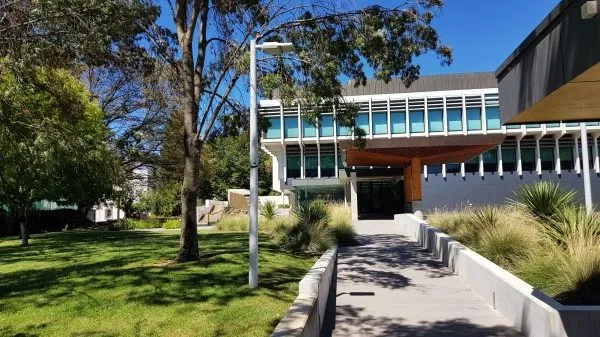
372,112 -> 388,135
105,208 -> 113,220
390,111 -> 406,134
526,124 -> 541,129
427,165 -> 442,175
265,116 -> 281,139
566,122 -> 578,127
284,116 -> 298,138
546,123 -> 560,128
305,155 -> 318,178
356,113 -> 370,135
482,150 -> 498,172
466,107 -> 482,131
410,110 -> 425,133
428,109 -> 443,133
587,121 -> 600,126
486,106 -> 501,130
447,108 -> 462,131
287,155 -> 301,178
521,148 -> 536,171
302,118 -> 316,138
506,124 -> 521,129
465,157 -> 479,173
560,147 -> 574,170
446,163 -> 461,174
540,147 -> 554,171
502,148 -> 517,172
321,154 -> 336,177
319,115 -> 334,137
337,123 -> 352,136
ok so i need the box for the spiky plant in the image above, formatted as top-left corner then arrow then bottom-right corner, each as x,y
259,200 -> 278,221
543,205 -> 600,246
511,181 -> 575,220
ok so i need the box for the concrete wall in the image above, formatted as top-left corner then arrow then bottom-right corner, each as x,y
271,247 -> 338,337
421,170 -> 600,211
395,214 -> 600,337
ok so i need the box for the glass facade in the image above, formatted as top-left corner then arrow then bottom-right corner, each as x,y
321,154 -> 336,177
410,110 -> 425,133
446,163 -> 461,174
428,109 -> 443,133
502,148 -> 516,172
319,115 -> 334,137
266,116 -> 281,139
521,148 -> 535,171
284,116 -> 299,138
287,155 -> 301,178
302,118 -> 316,138
466,107 -> 482,131
372,112 -> 388,135
305,155 -> 318,178
428,165 -> 442,174
560,147 -> 574,170
447,108 -> 462,131
482,150 -> 497,172
337,124 -> 352,136
540,147 -> 554,171
465,157 -> 479,173
390,111 -> 406,134
486,106 -> 501,130
357,113 -> 370,135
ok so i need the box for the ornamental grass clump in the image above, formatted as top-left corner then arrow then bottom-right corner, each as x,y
511,181 -> 575,220
259,200 -> 278,221
327,202 -> 357,246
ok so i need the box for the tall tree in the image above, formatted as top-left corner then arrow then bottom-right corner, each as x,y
156,0 -> 451,261
0,65 -> 120,246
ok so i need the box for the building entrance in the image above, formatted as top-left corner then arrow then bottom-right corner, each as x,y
357,180 -> 403,219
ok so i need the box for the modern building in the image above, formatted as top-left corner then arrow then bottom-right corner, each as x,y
260,72 -> 600,220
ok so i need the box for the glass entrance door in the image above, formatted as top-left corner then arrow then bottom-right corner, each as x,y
357,180 -> 403,219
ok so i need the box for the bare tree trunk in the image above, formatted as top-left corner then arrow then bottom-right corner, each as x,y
176,44 -> 200,262
18,208 -> 28,247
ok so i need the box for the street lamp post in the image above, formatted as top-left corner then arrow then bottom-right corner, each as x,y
249,39 -> 294,288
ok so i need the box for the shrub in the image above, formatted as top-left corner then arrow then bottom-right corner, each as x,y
542,205 -> 600,246
274,200 -> 332,253
260,200 -> 278,221
512,181 -> 575,220
278,204 -> 290,209
119,218 -> 162,230
477,220 -> 538,267
215,212 -> 285,233
162,219 -> 181,229
327,203 -> 357,246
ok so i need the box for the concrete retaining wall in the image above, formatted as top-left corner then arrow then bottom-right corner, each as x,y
271,247 -> 338,337
395,214 -> 600,337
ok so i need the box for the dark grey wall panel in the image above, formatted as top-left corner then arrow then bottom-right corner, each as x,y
559,3 -> 600,81
421,170 -> 600,211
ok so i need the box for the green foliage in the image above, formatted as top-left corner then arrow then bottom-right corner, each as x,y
260,201 -> 278,221
134,182 -> 181,217
215,213 -> 287,233
512,181 -> 575,220
542,205 -> 600,246
118,218 -> 162,230
0,64 -> 120,242
327,203 -> 357,246
161,218 -> 181,229
0,230 -> 315,336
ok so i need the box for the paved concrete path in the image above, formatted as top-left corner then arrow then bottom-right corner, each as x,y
331,220 -> 522,337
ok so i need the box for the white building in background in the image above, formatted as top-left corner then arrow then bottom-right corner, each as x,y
259,72 -> 600,220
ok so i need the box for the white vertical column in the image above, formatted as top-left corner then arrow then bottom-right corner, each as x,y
333,106 -> 339,178
424,96 -> 429,136
350,171 -> 358,221
443,96 -> 448,136
593,136 -> 599,173
462,94 -> 467,135
283,145 -> 287,181
580,122 -> 593,212
405,97 -> 410,138
574,136 -> 581,174
300,144 -> 305,179
481,93 -> 487,134
497,145 -> 503,176
555,136 -> 562,175
387,96 -> 392,138
517,136 -> 523,176
280,104 -> 284,142
535,136 -> 542,175
460,162 -> 466,178
317,143 -> 321,178
442,163 -> 447,179
479,154 -> 484,176
368,97 -> 373,139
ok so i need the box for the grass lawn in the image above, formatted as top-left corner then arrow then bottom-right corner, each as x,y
0,230 -> 316,337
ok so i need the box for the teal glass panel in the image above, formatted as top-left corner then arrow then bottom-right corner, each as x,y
428,109 -> 443,132
522,148 -> 535,171
587,121 -> 600,126
482,150 -> 497,172
321,154 -> 336,177
546,123 -> 560,128
566,122 -> 578,127
284,116 -> 298,138
372,112 -> 388,135
502,148 -> 517,172
559,147 -> 574,170
486,106 -> 501,130
465,156 -> 479,173
337,153 -> 346,168
302,118 -> 316,138
305,155 -> 318,178
265,116 -> 281,139
357,113 -> 370,135
410,110 -> 425,133
319,115 -> 334,137
390,111 -> 406,134
336,124 -> 352,136
466,107 -> 482,131
540,147 -> 554,170
506,124 -> 521,129
287,155 -> 301,178
447,108 -> 462,131
526,124 -> 541,129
